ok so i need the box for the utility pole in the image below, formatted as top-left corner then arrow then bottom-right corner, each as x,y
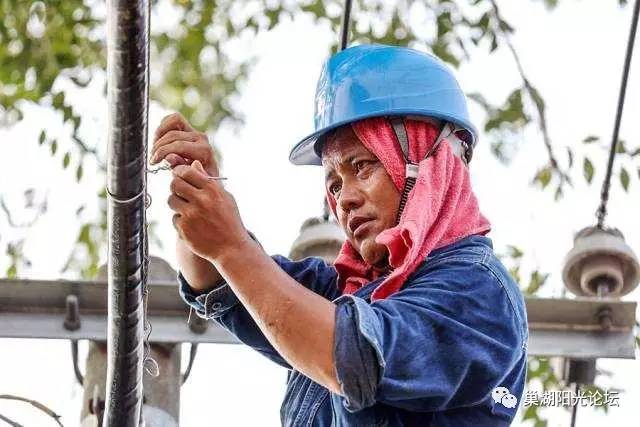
81,256 -> 182,427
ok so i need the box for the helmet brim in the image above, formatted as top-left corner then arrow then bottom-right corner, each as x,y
289,111 -> 478,166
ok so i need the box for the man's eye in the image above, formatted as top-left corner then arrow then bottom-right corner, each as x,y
329,182 -> 341,195
355,161 -> 367,172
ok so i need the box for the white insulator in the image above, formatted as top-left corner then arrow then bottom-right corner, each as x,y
562,226 -> 639,297
289,217 -> 345,263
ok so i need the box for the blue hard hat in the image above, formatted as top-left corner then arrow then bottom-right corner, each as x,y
289,44 -> 478,166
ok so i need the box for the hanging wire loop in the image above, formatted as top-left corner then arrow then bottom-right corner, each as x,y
596,0 -> 640,229
103,0 -> 151,425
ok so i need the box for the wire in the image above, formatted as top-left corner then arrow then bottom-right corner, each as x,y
340,0 -> 352,51
570,382 -> 579,427
181,343 -> 199,385
0,395 -> 63,427
596,0 -> 639,228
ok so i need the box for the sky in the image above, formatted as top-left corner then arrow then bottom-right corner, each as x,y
1,0 -> 639,426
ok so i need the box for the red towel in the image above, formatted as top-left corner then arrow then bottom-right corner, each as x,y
325,117 -> 491,301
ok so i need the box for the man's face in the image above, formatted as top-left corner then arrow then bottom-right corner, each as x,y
322,126 -> 400,268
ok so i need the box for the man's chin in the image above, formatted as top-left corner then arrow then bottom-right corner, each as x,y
358,241 -> 387,267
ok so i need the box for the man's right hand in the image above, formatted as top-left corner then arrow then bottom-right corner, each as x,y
150,112 -> 219,177
153,113 -> 225,291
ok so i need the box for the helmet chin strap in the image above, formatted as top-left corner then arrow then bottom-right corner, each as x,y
389,118 -> 457,225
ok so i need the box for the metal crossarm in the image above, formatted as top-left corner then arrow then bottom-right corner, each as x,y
1,279 -> 636,359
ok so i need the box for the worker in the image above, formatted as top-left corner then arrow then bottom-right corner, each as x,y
150,44 -> 528,426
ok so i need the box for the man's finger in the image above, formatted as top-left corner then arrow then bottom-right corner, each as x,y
165,153 -> 190,168
172,164 -> 211,190
151,130 -> 198,161
167,193 -> 189,213
151,139 -> 204,165
170,175 -> 200,200
154,113 -> 194,141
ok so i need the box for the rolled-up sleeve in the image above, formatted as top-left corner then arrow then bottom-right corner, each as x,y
332,261 -> 526,413
178,254 -> 341,369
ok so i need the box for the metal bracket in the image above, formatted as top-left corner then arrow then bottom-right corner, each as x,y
526,297 -> 636,359
0,278 -> 238,344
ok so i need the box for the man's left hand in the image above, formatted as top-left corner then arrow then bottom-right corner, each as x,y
167,160 -> 250,262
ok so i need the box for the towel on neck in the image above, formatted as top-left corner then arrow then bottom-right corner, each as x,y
324,117 -> 491,301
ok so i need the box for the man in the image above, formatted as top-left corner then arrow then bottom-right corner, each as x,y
151,44 -> 528,426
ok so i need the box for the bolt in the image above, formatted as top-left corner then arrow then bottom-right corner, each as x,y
596,306 -> 613,331
64,294 -> 81,331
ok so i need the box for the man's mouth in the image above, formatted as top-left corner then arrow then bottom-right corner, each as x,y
348,216 -> 374,238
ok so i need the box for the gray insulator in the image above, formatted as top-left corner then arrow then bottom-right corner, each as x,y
562,226 -> 639,297
289,217 -> 345,263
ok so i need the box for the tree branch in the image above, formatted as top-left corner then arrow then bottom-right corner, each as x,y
489,0 -> 571,187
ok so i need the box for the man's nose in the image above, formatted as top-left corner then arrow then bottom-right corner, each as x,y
338,182 -> 364,213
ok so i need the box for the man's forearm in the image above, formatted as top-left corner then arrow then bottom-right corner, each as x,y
209,239 -> 341,395
176,237 -> 223,292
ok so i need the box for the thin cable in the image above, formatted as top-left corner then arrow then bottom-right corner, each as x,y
570,382 -> 579,427
596,0 -> 639,228
340,0 -> 352,51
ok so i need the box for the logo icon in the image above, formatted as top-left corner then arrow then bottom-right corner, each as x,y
492,386 -> 518,409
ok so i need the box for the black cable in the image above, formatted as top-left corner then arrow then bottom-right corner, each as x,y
596,0 -> 640,228
570,382 -> 579,427
340,0 -> 353,51
181,343 -> 199,385
103,0 -> 150,425
70,340 -> 84,386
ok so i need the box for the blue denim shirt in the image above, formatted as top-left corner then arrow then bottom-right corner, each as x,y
178,235 -> 528,426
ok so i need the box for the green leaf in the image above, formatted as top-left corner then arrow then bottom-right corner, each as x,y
534,166 -> 552,188
489,33 -> 498,53
526,271 -> 549,295
76,164 -> 83,182
478,12 -> 490,33
616,139 -> 626,154
63,152 -> 71,169
523,405 -> 538,420
535,419 -> 548,427
566,147 -> 574,168
50,139 -> 58,155
620,167 -> 630,191
38,130 -> 46,145
78,223 -> 91,244
52,91 -> 65,108
554,185 -> 563,201
583,135 -> 599,144
506,245 -> 524,259
7,264 -> 17,278
436,11 -> 453,38
583,157 -> 594,184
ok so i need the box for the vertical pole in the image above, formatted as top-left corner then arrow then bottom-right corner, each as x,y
84,259 -> 181,427
104,0 -> 150,425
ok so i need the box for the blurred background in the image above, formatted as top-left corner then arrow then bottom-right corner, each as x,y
0,0 -> 638,425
